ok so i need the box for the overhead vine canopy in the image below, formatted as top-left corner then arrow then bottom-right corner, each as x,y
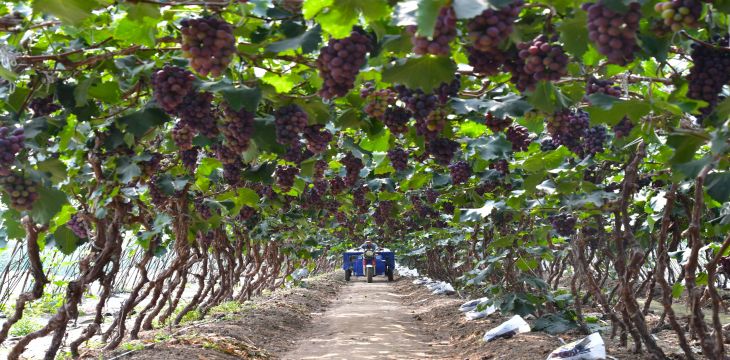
0,0 -> 729,359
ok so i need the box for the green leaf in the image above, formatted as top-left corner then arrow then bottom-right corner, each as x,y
236,188 -> 260,207
359,128 -> 390,152
557,10 -> 588,58
36,158 -> 68,183
303,0 -> 333,19
51,226 -> 82,255
88,81 -> 121,104
382,56 -> 456,92
526,82 -> 572,113
671,282 -> 684,298
1,210 -> 25,241
522,146 -> 571,172
533,313 -> 577,334
417,0 -> 448,38
116,157 -> 141,183
312,0 -> 387,38
30,186 -> 69,225
221,86 -> 262,112
266,24 -> 322,54
706,172 -> 730,203
33,0 -> 107,26
118,107 -> 170,138
125,2 -> 160,20
114,17 -> 157,48
262,72 -> 301,93
666,133 -> 706,164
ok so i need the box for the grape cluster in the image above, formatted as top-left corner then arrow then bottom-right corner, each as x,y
442,202 -> 455,215
303,125 -> 333,154
66,213 -> 88,239
329,176 -> 346,195
0,127 -> 24,176
387,148 -> 408,171
275,104 -> 308,145
0,174 -> 38,210
177,92 -> 218,138
139,152 -> 163,178
540,138 -> 558,151
180,17 -> 236,77
546,110 -> 590,152
517,35 -> 569,82
313,179 -> 328,196
485,112 -> 512,132
581,126 -> 607,157
467,1 -> 523,51
449,161 -> 472,185
549,213 -> 577,237
476,180 -> 500,195
427,138 -> 459,166
654,0 -> 703,32
425,188 -> 439,203
314,159 -> 327,179
585,2 -> 641,65
172,122 -> 195,150
194,198 -> 213,219
28,96 -> 60,117
223,162 -> 243,186
382,107 -> 411,134
467,47 -> 508,76
362,86 -> 397,120
504,52 -> 538,92
222,105 -> 255,153
586,77 -> 622,98
152,66 -> 196,113
373,201 -> 394,226
215,144 -> 239,164
341,152 -> 364,186
416,106 -> 448,140
490,159 -> 509,175
687,40 -> 730,117
238,206 -> 256,221
316,30 -> 372,99
275,165 -> 299,192
148,175 -> 168,207
410,6 -> 457,56
283,145 -> 312,164
180,147 -> 199,173
395,85 -> 439,119
506,125 -> 531,152
353,184 -> 369,213
613,117 -> 634,139
253,183 -> 273,199
434,75 -> 461,104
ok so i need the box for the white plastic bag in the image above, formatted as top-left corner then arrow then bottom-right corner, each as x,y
465,304 -> 497,320
546,333 -> 606,360
459,297 -> 490,312
430,282 -> 456,295
483,315 -> 531,342
412,277 -> 432,285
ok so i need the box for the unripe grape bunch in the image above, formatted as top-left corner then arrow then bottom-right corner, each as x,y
517,35 -> 569,82
152,66 -> 196,113
467,1 -> 523,51
410,6 -> 457,56
654,0 -> 703,32
275,104 -> 308,145
585,2 -> 641,65
180,17 -> 236,77
316,30 -> 372,99
0,173 -> 39,210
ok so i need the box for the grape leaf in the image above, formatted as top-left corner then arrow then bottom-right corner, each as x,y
382,56 -> 456,91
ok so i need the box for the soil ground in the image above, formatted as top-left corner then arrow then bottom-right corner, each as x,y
90,271 -> 713,360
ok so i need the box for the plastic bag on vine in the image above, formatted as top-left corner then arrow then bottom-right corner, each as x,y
459,297 -> 489,312
546,333 -> 606,360
465,303 -> 498,321
483,315 -> 531,342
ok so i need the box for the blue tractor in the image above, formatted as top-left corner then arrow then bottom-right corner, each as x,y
342,247 -> 395,283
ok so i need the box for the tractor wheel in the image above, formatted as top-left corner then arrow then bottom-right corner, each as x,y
387,267 -> 394,282
345,269 -> 351,282
367,267 -> 373,283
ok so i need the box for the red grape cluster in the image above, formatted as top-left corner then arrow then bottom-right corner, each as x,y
177,92 -> 218,138
387,148 -> 408,171
0,173 -> 38,210
410,6 -> 457,56
540,138 -> 558,151
485,112 -> 512,132
341,152 -> 364,186
152,66 -> 196,113
314,159 -> 327,179
490,159 -> 509,175
449,161 -> 472,185
28,96 -> 61,117
546,110 -> 590,152
275,165 -> 299,192
238,206 -> 256,221
222,105 -> 255,153
654,0 -> 703,32
316,30 -> 372,99
283,145 -> 313,164
172,122 -> 195,150
180,17 -> 236,77
66,213 -> 88,239
467,47 -> 508,76
517,35 -> 569,82
362,88 -> 397,120
303,124 -> 333,154
329,176 -> 346,195
373,201 -> 394,226
467,1 -> 523,51
313,179 -> 328,196
505,125 -> 531,151
383,107 -> 411,134
353,184 -> 369,213
417,106 -> 448,140
395,85 -> 439,119
549,213 -> 577,236
223,162 -> 243,186
586,77 -> 622,98
585,2 -> 641,65
427,138 -> 459,166
149,175 -> 168,207
194,197 -> 213,219
275,104 -> 308,145
580,126 -> 607,157
0,127 -> 24,176
687,40 -> 730,117
180,147 -> 199,173
214,144 -> 239,164
613,117 -> 634,139
425,188 -> 439,203
504,51 -> 538,92
139,152 -> 163,178
434,75 -> 461,104
442,202 -> 455,215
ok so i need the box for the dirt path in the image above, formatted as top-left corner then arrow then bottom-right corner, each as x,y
282,277 -> 442,359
